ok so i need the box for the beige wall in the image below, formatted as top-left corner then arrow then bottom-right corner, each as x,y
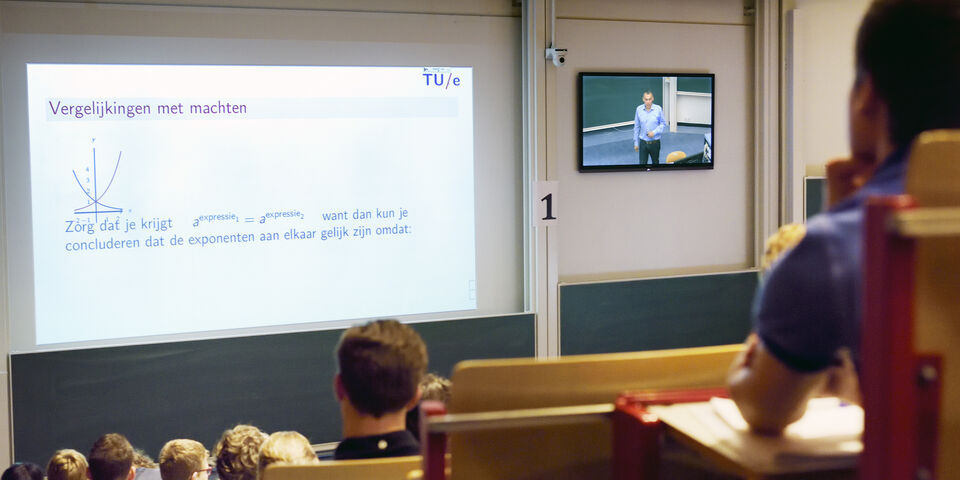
783,0 -> 872,222
550,1 -> 755,280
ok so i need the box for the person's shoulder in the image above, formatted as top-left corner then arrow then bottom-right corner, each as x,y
768,208 -> 861,289
333,431 -> 419,460
755,211 -> 863,372
806,200 -> 864,242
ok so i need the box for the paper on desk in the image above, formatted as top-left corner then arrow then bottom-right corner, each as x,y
707,397 -> 862,465
648,397 -> 863,473
711,397 -> 863,439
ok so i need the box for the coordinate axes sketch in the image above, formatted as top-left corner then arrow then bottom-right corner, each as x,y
73,139 -> 123,222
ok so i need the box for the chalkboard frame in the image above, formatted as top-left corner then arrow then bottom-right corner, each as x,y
578,72 -> 715,173
8,313 -> 535,466
558,270 -> 756,355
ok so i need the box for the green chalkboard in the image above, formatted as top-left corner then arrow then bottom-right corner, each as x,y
559,271 -> 757,355
10,314 -> 534,465
677,76 -> 712,94
581,74 -> 662,129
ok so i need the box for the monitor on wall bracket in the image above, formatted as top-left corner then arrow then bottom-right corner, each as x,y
579,72 -> 715,172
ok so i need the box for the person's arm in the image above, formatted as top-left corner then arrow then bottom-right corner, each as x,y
633,106 -> 641,150
727,333 -> 829,434
654,106 -> 667,136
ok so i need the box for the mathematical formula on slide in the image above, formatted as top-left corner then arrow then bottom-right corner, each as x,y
61,208 -> 415,252
58,141 -> 416,253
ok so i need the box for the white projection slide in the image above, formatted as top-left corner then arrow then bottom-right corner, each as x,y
27,64 -> 476,345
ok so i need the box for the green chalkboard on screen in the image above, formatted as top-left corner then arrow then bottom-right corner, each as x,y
10,314 -> 534,466
578,72 -> 715,173
677,76 -> 713,94
581,75 -> 663,130
559,271 -> 757,355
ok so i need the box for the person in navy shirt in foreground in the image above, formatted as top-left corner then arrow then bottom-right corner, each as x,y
728,0 -> 960,433
333,319 -> 426,459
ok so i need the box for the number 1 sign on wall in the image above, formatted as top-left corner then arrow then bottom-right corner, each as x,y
537,181 -> 558,225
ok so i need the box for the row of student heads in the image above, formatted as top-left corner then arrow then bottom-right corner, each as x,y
5,428 -> 317,480
6,319 -> 451,480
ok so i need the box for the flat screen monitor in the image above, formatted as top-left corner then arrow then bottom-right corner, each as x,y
579,72 -> 714,172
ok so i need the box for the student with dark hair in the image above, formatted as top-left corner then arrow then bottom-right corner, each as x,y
89,433 -> 136,480
1,463 -> 43,480
728,0 -> 960,433
333,319 -> 428,460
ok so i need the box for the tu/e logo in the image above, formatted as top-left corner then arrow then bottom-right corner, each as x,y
423,73 -> 461,89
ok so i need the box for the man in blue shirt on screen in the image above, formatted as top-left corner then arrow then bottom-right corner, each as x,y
633,91 -> 667,165
727,0 -> 960,434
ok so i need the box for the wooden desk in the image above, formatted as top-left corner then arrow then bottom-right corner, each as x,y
647,398 -> 859,480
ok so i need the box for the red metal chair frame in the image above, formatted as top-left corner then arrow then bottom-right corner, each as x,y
860,196 -> 943,480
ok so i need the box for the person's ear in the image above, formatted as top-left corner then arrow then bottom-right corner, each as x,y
333,374 -> 346,401
404,385 -> 423,411
848,73 -> 891,164
850,75 -> 878,118
127,466 -> 136,480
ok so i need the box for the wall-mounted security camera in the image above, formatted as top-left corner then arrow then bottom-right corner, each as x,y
545,47 -> 567,67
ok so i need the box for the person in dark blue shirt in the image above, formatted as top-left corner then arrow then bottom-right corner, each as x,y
633,91 -> 667,165
728,0 -> 960,433
332,319 -> 426,460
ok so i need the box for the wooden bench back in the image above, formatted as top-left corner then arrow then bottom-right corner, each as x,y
262,457 -> 422,480
445,344 -> 743,480
905,130 -> 960,478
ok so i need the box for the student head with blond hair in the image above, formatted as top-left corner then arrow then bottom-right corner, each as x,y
47,449 -> 89,480
132,449 -> 157,469
157,440 -> 209,480
256,431 -> 318,480
419,373 -> 452,405
760,223 -> 806,273
214,425 -> 268,480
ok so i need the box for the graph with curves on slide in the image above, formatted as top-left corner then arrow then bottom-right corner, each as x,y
73,139 -> 123,223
